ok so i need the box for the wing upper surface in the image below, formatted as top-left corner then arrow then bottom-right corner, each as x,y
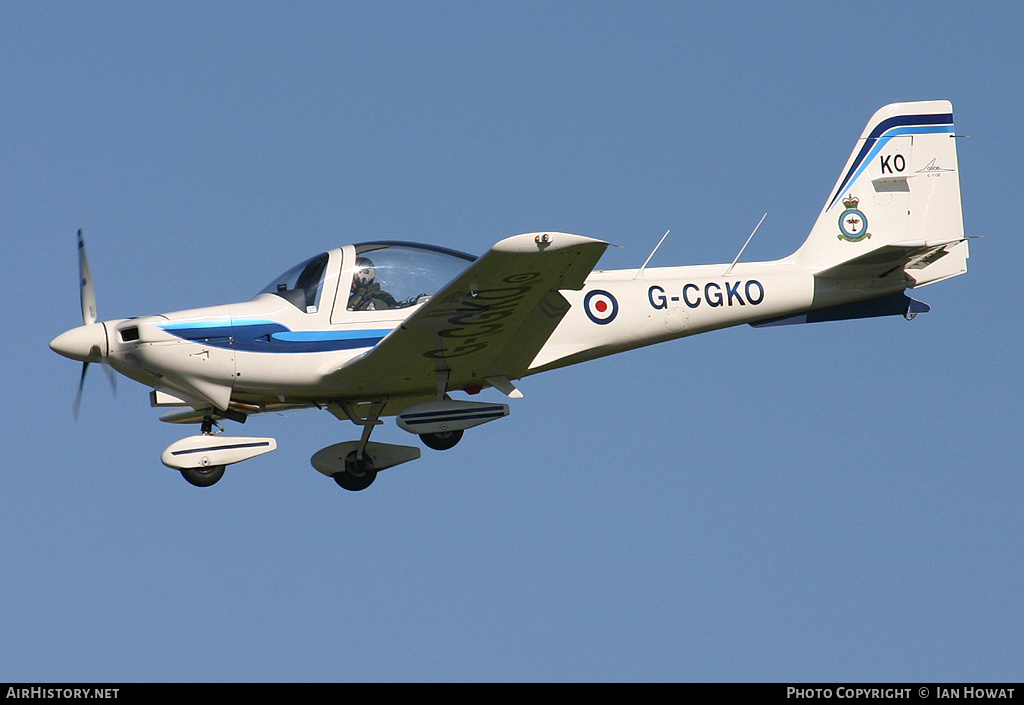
328,232 -> 608,398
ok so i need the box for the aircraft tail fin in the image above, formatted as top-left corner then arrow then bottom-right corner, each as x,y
794,100 -> 968,288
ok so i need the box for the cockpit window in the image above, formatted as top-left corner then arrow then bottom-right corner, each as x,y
257,252 -> 329,313
347,242 -> 475,311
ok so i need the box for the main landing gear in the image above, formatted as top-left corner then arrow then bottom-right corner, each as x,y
335,401 -> 383,491
314,428 -> 463,492
332,451 -> 377,491
316,393 -> 510,491
419,429 -> 463,451
314,402 -> 421,491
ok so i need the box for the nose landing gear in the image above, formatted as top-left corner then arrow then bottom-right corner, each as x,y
161,413 -> 277,487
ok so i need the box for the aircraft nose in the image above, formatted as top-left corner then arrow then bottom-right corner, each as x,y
49,323 -> 107,362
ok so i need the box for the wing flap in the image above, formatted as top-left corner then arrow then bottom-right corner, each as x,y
329,232 -> 608,397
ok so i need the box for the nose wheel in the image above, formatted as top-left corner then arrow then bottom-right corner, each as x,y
163,413 -> 275,487
180,464 -> 226,487
175,414 -> 228,486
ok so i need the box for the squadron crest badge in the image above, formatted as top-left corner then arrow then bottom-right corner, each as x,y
838,195 -> 871,242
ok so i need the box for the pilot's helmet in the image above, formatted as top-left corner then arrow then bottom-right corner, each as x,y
353,257 -> 375,286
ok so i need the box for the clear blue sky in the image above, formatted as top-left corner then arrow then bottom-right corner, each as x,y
2,1 -> 1020,682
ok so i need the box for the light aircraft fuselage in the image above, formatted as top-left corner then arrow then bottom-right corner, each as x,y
50,100 -> 970,490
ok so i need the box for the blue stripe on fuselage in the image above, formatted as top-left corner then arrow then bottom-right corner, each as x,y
159,320 -> 390,353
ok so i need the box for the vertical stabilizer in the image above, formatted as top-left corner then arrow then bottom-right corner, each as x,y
795,101 -> 966,281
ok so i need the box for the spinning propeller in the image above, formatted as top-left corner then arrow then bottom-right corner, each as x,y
50,230 -> 116,418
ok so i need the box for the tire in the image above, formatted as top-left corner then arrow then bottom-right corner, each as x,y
420,429 -> 464,451
332,451 -> 377,491
180,464 -> 225,487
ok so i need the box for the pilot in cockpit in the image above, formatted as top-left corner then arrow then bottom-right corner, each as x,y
348,256 -> 399,311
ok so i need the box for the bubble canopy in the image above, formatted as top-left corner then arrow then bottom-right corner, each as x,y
258,242 -> 477,313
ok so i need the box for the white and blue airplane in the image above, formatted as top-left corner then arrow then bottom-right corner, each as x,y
51,100 -> 970,490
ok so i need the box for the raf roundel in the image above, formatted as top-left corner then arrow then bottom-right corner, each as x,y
584,289 -> 618,325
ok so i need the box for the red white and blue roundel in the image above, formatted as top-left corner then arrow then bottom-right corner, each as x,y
584,289 -> 618,325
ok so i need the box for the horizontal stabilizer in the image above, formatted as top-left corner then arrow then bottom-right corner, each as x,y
750,292 -> 929,327
813,238 -> 968,287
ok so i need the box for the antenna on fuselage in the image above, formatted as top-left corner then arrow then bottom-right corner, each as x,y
724,213 -> 767,277
634,230 -> 670,279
